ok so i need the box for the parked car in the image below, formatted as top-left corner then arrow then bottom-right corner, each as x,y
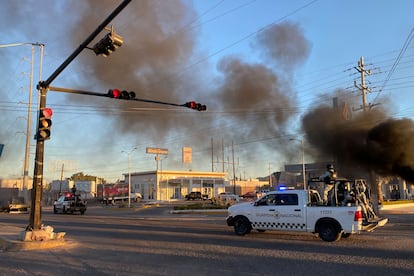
131,192 -> 142,202
1,197 -> 29,214
240,191 -> 258,200
185,192 -> 208,200
218,192 -> 239,201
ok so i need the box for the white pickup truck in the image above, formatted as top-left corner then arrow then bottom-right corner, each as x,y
226,188 -> 388,242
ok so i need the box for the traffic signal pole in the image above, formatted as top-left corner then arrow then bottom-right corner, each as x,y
27,0 -> 132,231
28,87 -> 47,230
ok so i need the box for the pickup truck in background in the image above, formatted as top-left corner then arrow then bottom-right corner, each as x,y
227,186 -> 388,242
53,192 -> 87,215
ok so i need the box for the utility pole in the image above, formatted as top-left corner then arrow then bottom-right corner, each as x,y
232,140 -> 236,194
0,42 -> 44,199
211,137 -> 214,172
268,163 -> 272,187
354,56 -> 371,112
353,56 -> 381,215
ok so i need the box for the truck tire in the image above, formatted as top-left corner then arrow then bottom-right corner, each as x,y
80,209 -> 85,215
53,206 -> 57,214
234,216 -> 252,236
318,221 -> 341,242
62,206 -> 66,214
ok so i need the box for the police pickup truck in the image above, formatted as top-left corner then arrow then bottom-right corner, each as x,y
53,192 -> 87,215
227,187 -> 388,242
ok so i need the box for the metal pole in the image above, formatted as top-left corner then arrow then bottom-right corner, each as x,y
28,86 -> 47,230
0,42 -> 44,197
22,46 -> 34,191
122,147 -> 136,208
302,139 -> 306,190
128,154 -> 131,208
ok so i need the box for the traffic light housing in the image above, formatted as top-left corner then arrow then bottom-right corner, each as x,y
185,101 -> 206,111
107,89 -> 136,100
36,108 -> 53,141
92,32 -> 123,57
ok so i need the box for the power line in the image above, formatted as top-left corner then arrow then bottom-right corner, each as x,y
373,28 -> 414,104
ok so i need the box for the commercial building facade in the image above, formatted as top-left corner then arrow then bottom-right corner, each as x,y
125,170 -> 228,201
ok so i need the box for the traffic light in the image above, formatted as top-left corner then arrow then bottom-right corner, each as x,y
107,89 -> 136,100
36,108 -> 53,141
185,101 -> 206,111
185,101 -> 197,109
92,32 -> 123,57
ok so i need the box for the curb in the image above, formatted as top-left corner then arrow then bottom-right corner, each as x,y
0,224 -> 75,252
170,209 -> 227,214
0,237 -> 69,252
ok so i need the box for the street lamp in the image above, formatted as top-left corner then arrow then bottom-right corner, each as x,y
122,147 -> 137,208
0,42 -> 44,194
290,138 -> 306,189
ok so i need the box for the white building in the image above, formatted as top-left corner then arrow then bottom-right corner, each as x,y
125,170 -> 228,201
50,179 -> 97,199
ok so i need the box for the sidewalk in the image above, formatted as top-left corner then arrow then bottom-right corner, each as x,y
380,202 -> 414,210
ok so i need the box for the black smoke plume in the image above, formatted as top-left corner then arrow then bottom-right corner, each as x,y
302,92 -> 414,182
0,0 -> 312,176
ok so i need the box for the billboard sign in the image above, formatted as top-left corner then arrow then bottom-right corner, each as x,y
182,147 -> 192,164
146,147 -> 168,155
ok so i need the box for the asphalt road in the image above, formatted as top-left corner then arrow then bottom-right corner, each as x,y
0,203 -> 413,276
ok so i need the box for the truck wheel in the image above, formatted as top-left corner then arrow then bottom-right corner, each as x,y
318,221 -> 341,242
53,207 -> 57,214
62,206 -> 66,214
234,217 -> 252,235
80,210 -> 85,215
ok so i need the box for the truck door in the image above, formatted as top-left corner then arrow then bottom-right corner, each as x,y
252,193 -> 306,231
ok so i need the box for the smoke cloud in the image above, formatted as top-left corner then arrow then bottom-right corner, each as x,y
302,91 -> 414,182
1,0 -> 312,177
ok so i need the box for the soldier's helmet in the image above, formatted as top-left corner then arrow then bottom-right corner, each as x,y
326,164 -> 335,172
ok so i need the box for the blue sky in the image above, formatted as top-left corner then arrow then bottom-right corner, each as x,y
1,0 -> 414,183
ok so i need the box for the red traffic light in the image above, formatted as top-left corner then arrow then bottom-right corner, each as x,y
108,89 -> 136,100
37,107 -> 53,141
185,101 -> 197,109
185,101 -> 206,111
108,89 -> 121,98
42,108 -> 53,118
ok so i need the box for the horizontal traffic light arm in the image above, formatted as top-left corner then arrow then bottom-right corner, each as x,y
48,86 -> 207,111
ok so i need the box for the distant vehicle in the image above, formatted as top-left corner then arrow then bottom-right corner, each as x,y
53,193 -> 87,215
97,183 -> 130,205
2,197 -> 29,214
240,191 -> 257,199
185,192 -> 208,200
218,192 -> 239,201
132,192 -> 142,201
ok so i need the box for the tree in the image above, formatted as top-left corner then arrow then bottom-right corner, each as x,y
69,172 -> 106,183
